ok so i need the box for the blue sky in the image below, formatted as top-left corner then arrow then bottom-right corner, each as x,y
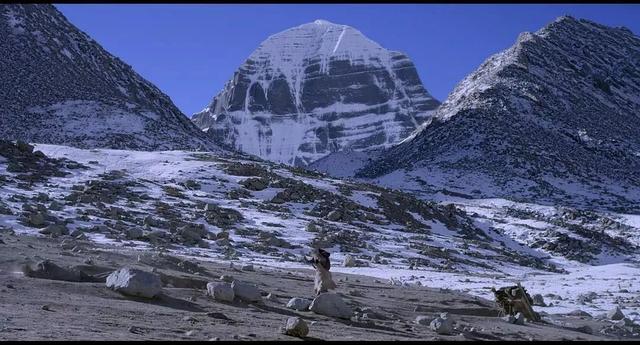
55,4 -> 640,116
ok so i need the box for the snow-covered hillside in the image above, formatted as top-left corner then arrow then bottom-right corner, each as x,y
0,4 -> 218,151
357,16 -> 640,213
1,141 -> 638,320
192,19 -> 439,166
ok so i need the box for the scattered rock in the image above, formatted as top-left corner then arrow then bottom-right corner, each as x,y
577,291 -> 598,304
39,223 -> 68,237
348,289 -> 364,297
415,315 -> 430,325
106,267 -> 162,298
532,294 -> 546,307
430,313 -> 453,335
48,201 -> 63,211
305,222 -> 319,232
343,254 -> 357,267
206,312 -> 230,320
240,177 -> 269,191
207,282 -> 235,302
231,281 -> 262,303
326,210 -> 342,221
575,325 -> 593,334
568,309 -> 592,318
286,297 -> 312,311
282,317 -> 309,338
309,293 -> 353,319
125,228 -> 144,240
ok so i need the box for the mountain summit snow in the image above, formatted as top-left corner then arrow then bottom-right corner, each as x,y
192,19 -> 439,166
0,4 -> 218,151
358,16 -> 640,212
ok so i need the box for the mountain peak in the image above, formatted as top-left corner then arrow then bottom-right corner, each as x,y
312,19 -> 335,26
0,4 -> 218,151
192,19 -> 439,166
358,16 -> 640,211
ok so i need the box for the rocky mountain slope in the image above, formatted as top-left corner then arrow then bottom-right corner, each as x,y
357,16 -> 640,213
1,141 -> 639,321
0,4 -> 218,151
192,19 -> 439,166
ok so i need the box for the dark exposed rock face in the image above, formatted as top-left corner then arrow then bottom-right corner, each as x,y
0,4 -> 218,151
192,19 -> 439,166
358,16 -> 640,212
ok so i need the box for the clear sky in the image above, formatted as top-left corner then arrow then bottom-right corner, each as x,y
55,4 -> 640,116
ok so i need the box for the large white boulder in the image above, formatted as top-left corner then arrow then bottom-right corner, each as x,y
207,282 -> 235,302
309,293 -> 353,319
286,297 -> 312,311
106,267 -> 162,298
231,280 -> 262,303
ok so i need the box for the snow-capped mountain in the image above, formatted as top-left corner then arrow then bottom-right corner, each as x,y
192,19 -> 440,166
357,16 -> 640,213
0,4 -> 218,151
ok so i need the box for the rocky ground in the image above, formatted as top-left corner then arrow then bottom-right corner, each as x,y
1,233 -> 636,341
1,141 -> 639,340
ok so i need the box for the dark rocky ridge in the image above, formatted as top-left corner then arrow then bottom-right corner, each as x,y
358,16 -> 640,212
0,4 -> 218,151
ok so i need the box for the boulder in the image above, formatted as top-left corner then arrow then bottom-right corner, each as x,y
48,201 -> 63,211
240,177 -> 269,191
568,309 -> 592,318
532,294 -> 546,307
343,254 -> 357,267
39,223 -> 68,237
207,282 -> 235,302
607,306 -> 625,320
575,325 -> 593,334
286,297 -> 312,311
106,267 -> 162,298
577,291 -> 598,304
430,312 -> 453,334
305,222 -> 319,232
326,210 -> 342,221
28,212 -> 46,227
231,280 -> 262,303
241,264 -> 254,272
309,293 -> 353,319
125,228 -> 144,240
415,315 -> 430,325
283,317 -> 309,338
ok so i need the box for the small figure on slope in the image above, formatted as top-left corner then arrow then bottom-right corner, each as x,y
305,248 -> 337,295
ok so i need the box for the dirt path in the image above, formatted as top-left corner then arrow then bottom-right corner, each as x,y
0,233 -> 631,341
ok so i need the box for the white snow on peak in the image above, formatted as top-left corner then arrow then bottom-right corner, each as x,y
313,19 -> 332,25
248,20 -> 387,80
